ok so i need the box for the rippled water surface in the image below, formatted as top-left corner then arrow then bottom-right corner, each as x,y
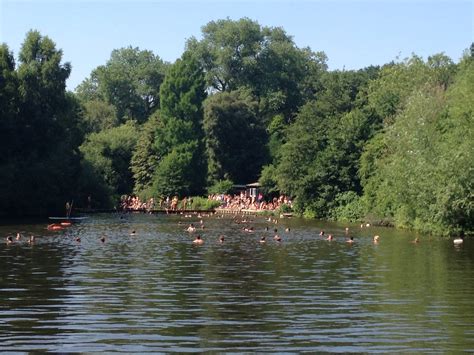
1,213 -> 473,352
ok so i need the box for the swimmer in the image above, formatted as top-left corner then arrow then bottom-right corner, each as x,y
453,235 -> 464,245
326,234 -> 333,241
6,236 -> 13,244
265,226 -> 269,231
285,228 -> 290,232
187,224 -> 196,232
346,236 -> 354,243
100,236 -> 106,243
411,237 -> 420,244
193,235 -> 204,245
219,235 -> 225,243
260,236 -> 266,244
319,230 -> 325,237
274,235 -> 282,242
130,230 -> 137,236
28,235 -> 35,244
373,235 -> 380,243
345,227 -> 349,234
16,233 -> 22,241
75,237 -> 81,243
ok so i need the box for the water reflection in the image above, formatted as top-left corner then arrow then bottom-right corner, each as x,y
0,236 -> 74,350
0,214 -> 473,352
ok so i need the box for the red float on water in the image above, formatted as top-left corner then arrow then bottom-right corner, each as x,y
47,224 -> 63,231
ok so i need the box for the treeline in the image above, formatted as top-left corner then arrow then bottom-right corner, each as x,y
0,19 -> 472,235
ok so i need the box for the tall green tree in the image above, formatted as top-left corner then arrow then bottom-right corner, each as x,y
151,142 -> 198,198
360,54 -> 467,234
158,52 -> 207,139
76,46 -> 168,123
204,90 -> 267,184
438,56 -> 473,232
366,54 -> 455,121
142,52 -> 207,197
17,30 -> 72,154
79,121 -> 139,207
186,18 -> 263,92
0,44 -> 19,162
0,31 -> 83,216
130,113 -> 160,196
79,99 -> 118,134
187,18 -> 327,123
275,68 -> 379,217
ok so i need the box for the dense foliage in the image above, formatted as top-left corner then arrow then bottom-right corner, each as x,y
0,31 -> 82,216
0,23 -> 471,235
203,90 -> 267,184
76,46 -> 168,125
360,57 -> 473,234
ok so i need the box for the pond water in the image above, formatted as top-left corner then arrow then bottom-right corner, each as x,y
1,213 -> 473,352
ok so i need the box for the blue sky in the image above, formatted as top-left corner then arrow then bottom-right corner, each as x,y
1,0 -> 472,91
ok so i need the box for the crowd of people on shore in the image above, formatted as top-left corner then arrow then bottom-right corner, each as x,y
120,195 -> 156,211
120,195 -> 192,211
208,192 -> 292,212
119,192 -> 292,213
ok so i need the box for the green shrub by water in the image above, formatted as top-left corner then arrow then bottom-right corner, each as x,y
189,197 -> 222,210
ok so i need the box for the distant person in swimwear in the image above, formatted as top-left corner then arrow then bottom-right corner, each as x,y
326,234 -> 333,241
219,235 -> 225,243
193,235 -> 204,245
346,236 -> 354,243
373,235 -> 380,243
187,224 -> 196,232
260,236 -> 266,244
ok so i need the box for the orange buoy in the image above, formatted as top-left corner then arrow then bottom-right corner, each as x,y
47,224 -> 63,231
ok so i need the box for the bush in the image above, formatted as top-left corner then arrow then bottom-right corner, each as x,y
303,208 -> 317,219
190,196 -> 222,210
208,179 -> 234,195
329,191 -> 365,222
278,203 -> 293,214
